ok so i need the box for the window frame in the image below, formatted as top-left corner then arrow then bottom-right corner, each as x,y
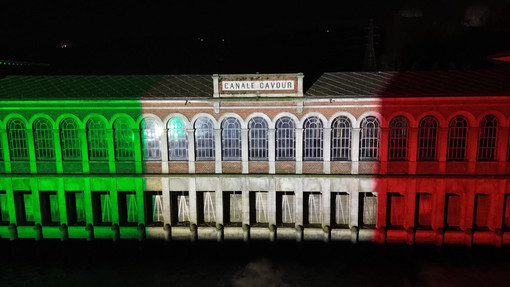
417,116 -> 438,161
388,116 -> 409,161
331,116 -> 352,161
7,118 -> 30,161
33,118 -> 56,161
221,117 -> 242,161
167,117 -> 189,161
359,116 -> 380,161
477,115 -> 498,161
141,117 -> 162,161
447,115 -> 469,161
303,116 -> 324,161
113,118 -> 135,161
86,117 -> 109,161
195,117 -> 215,161
60,118 -> 82,161
275,117 -> 296,161
248,117 -> 268,161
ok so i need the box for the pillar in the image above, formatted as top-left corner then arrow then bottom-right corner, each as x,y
296,128 -> 303,174
268,129 -> 276,174
242,128 -> 249,173
323,128 -> 331,174
187,129 -> 195,173
214,129 -> 222,173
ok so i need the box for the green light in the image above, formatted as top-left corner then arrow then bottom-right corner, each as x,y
168,117 -> 185,138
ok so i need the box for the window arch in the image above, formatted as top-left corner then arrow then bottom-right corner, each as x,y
87,118 -> 108,161
168,117 -> 188,161
33,118 -> 55,160
221,117 -> 241,160
447,115 -> 468,161
303,116 -> 323,160
7,118 -> 29,160
141,118 -> 162,161
113,118 -> 135,160
195,117 -> 215,161
359,116 -> 380,161
417,116 -> 438,161
388,116 -> 409,160
331,116 -> 352,161
276,117 -> 295,160
477,115 -> 498,161
60,118 -> 82,160
249,117 -> 268,160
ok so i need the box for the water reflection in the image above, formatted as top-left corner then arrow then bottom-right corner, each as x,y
1,240 -> 510,287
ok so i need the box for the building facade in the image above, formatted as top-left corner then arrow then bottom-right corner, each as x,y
1,70 -> 510,246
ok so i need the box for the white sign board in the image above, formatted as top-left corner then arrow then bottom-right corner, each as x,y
222,80 -> 294,91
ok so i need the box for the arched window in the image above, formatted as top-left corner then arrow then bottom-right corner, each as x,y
141,118 -> 162,161
60,118 -> 82,160
33,118 -> 55,160
388,116 -> 409,160
303,116 -> 323,160
113,118 -> 134,160
417,116 -> 438,161
7,118 -> 29,160
221,117 -> 241,160
249,117 -> 268,160
87,118 -> 108,161
359,116 -> 380,161
447,115 -> 468,161
331,116 -> 352,161
276,117 -> 295,160
477,115 -> 498,161
195,117 -> 215,161
168,117 -> 188,161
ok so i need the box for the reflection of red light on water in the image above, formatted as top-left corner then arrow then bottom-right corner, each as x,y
493,56 -> 510,63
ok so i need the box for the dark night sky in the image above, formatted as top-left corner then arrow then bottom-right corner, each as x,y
1,0 -> 510,82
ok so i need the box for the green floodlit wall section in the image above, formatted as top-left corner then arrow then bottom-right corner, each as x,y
0,98 -> 150,240
0,176 -> 148,240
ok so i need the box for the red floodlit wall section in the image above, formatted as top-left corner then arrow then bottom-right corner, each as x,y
372,71 -> 510,245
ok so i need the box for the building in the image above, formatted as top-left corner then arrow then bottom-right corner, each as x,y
0,70 -> 510,246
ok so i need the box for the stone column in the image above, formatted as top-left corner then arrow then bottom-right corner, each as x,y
295,177 -> 304,227
268,177 -> 276,225
296,128 -> 303,174
321,178 -> 331,227
438,127 -> 448,173
323,128 -> 331,174
350,178 -> 360,227
408,127 -> 418,174
242,177 -> 250,225
162,178 -> 171,225
215,129 -> 222,173
380,127 -> 389,174
467,126 -> 479,173
189,178 -> 197,224
216,177 -> 223,225
160,127 -> 169,173
241,128 -> 249,174
497,127 -> 509,173
268,129 -> 276,174
187,129 -> 195,173
351,128 -> 360,174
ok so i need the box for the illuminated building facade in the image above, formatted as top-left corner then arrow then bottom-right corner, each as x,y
1,70 -> 510,246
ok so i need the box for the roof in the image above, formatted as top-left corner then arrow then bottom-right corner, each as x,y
305,69 -> 510,98
0,75 -> 213,100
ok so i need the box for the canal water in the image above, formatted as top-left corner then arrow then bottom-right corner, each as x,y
1,240 -> 510,287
